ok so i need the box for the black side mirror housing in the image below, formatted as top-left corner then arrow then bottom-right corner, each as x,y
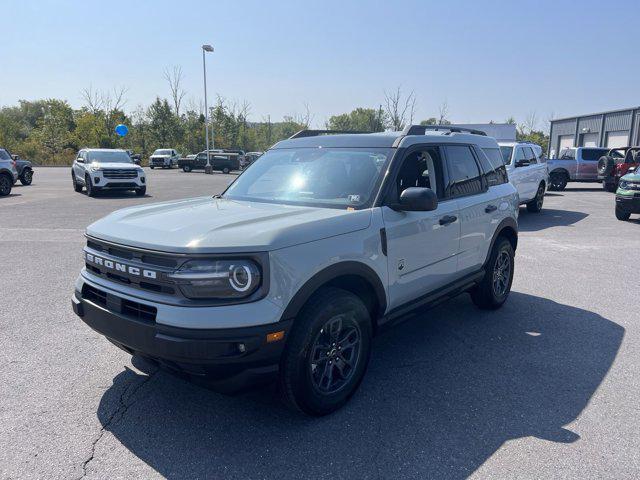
394,187 -> 438,212
515,159 -> 530,167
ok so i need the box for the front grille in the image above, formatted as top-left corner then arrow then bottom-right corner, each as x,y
103,169 -> 138,179
152,158 -> 165,165
81,284 -> 157,322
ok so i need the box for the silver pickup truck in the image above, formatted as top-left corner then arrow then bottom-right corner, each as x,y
546,147 -> 610,191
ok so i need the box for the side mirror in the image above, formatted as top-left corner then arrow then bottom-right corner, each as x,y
515,159 -> 530,168
76,158 -> 84,163
393,187 -> 438,212
11,154 -> 19,161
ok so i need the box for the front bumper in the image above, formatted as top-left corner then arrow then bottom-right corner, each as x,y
616,193 -> 640,213
73,282 -> 292,393
91,171 -> 145,189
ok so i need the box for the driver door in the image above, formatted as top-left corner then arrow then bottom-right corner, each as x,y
382,145 -> 461,310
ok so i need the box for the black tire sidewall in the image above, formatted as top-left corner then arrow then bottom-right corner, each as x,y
20,169 -> 33,185
491,239 -> 515,304
0,175 -> 12,196
281,288 -> 372,416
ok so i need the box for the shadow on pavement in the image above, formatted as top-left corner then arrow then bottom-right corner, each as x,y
96,292 -> 623,479
518,208 -> 588,232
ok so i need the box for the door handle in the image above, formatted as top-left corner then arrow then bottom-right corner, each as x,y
485,204 -> 497,213
439,215 -> 457,226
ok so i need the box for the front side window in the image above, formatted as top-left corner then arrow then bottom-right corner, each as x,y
223,147 -> 392,209
523,146 -> 537,164
394,146 -> 445,200
444,145 -> 484,197
87,151 -> 133,164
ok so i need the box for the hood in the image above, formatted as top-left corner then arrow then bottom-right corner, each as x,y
93,162 -> 140,169
621,170 -> 640,182
151,154 -> 172,158
86,197 -> 372,253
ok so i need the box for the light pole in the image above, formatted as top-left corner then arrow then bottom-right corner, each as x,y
202,44 -> 214,174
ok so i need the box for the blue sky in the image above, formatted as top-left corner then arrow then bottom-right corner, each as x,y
2,0 -> 639,130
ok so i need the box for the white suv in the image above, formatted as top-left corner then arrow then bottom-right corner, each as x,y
72,148 -> 146,197
498,141 -> 548,212
72,126 -> 518,415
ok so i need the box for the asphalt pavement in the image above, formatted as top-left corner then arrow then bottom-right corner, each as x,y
1,167 -> 638,479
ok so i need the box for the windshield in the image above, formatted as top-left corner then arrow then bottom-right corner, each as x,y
87,151 -> 133,164
223,147 -> 393,209
153,149 -> 172,155
0,149 -> 11,161
500,146 -> 513,165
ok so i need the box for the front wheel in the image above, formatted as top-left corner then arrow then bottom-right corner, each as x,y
0,174 -> 12,196
279,287 -> 372,416
526,183 -> 545,213
72,172 -> 83,192
470,237 -> 514,310
603,181 -> 617,193
135,186 -> 146,197
183,165 -> 191,172
222,167 -> 230,174
150,166 -> 155,170
615,206 -> 631,221
85,175 -> 96,197
20,169 -> 33,185
549,172 -> 568,191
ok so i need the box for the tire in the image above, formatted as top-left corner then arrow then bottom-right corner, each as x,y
526,183 -> 545,213
279,287 -> 372,416
603,181 -> 617,193
222,167 -> 230,174
470,237 -> 514,310
150,166 -> 155,169
183,165 -> 191,172
135,186 -> 147,196
549,171 -> 568,191
597,156 -> 615,176
20,168 -> 33,185
615,206 -> 631,221
0,173 -> 12,196
72,172 -> 83,192
85,174 -> 96,197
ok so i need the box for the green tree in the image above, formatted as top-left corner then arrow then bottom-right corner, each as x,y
327,107 -> 386,132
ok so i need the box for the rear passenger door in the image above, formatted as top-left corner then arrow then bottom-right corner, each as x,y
382,145 -> 461,309
443,145 -> 497,274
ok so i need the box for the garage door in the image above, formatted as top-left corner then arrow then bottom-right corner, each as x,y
581,132 -> 599,147
606,130 -> 628,148
558,135 -> 574,152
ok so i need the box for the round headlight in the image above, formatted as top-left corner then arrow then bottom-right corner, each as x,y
229,264 -> 254,292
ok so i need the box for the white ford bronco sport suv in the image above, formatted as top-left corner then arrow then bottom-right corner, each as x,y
72,148 -> 146,197
72,126 -> 519,415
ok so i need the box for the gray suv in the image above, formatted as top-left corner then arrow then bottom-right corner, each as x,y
0,148 -> 19,196
72,126 -> 519,415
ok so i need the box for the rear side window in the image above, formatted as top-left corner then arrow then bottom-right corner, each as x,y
444,145 -> 485,197
581,148 -> 608,161
480,148 -> 509,186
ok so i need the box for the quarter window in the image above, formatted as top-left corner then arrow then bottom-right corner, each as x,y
444,145 -> 484,197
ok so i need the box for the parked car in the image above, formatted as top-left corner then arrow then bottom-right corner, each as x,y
498,141 -> 548,212
72,125 -> 519,415
546,147 -> 610,191
614,169 -> 640,221
0,148 -> 19,196
597,147 -> 640,192
242,151 -> 263,169
71,148 -> 146,197
126,150 -> 142,165
149,149 -> 180,169
178,150 -> 240,173
10,153 -> 34,185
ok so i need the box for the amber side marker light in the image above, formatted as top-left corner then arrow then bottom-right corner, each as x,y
266,331 -> 285,343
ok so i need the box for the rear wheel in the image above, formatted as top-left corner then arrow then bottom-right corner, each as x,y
615,206 -> 631,221
150,165 -> 155,169
279,287 -> 372,416
603,181 -> 617,193
222,167 -> 230,174
526,183 -> 545,213
20,168 -> 33,185
183,165 -> 192,172
470,237 -> 514,310
0,174 -> 12,196
549,171 -> 568,191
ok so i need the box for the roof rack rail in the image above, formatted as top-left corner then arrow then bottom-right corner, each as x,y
289,129 -> 370,139
402,125 -> 487,136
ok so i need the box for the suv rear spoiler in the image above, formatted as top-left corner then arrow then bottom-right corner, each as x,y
289,129 -> 371,139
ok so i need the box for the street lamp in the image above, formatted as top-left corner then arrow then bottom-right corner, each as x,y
202,44 -> 214,174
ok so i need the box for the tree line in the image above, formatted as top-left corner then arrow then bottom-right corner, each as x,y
0,79 -> 549,165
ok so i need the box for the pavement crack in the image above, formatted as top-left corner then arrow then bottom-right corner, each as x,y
76,368 -> 159,479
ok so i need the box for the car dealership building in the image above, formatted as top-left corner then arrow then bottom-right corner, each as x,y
549,106 -> 640,158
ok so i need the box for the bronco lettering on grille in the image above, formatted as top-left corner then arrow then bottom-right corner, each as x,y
85,253 -> 157,279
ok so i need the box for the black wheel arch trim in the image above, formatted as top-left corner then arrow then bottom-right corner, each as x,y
483,217 -> 518,267
280,261 -> 387,322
